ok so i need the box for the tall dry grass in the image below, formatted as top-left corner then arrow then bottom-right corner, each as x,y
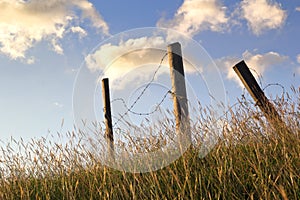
0,88 -> 299,199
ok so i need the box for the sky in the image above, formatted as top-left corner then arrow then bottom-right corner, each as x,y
0,0 -> 300,144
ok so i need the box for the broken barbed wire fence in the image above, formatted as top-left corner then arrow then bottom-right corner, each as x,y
233,60 -> 290,133
99,45 -> 295,168
101,44 -> 293,162
101,78 -> 114,161
101,42 -> 193,155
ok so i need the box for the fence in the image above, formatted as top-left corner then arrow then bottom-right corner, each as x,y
233,61 -> 290,133
101,42 -> 289,154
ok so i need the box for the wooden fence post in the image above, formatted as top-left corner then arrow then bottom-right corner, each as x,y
102,78 -> 114,160
168,42 -> 191,148
233,60 -> 289,132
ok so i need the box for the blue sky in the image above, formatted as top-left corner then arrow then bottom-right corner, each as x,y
0,0 -> 299,143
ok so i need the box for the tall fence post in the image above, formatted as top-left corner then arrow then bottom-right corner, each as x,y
168,42 -> 191,148
233,60 -> 289,132
102,78 -> 114,161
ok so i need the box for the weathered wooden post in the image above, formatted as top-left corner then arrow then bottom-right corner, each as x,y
233,60 -> 289,132
102,78 -> 114,160
168,42 -> 191,149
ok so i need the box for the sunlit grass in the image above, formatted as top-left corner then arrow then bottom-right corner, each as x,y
0,88 -> 299,199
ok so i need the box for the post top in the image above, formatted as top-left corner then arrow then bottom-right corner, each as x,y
167,42 -> 181,48
234,60 -> 246,67
167,42 -> 182,56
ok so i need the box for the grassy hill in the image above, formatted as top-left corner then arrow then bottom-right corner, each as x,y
0,90 -> 299,199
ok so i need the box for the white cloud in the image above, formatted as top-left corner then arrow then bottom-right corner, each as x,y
216,56 -> 241,85
297,67 -> 300,75
216,50 -> 288,87
72,0 -> 108,32
242,50 -> 288,74
53,102 -> 63,108
296,7 -> 300,12
26,56 -> 35,65
85,36 -> 168,89
85,36 -> 198,89
297,54 -> 300,64
240,0 -> 287,35
51,39 -> 64,55
157,0 -> 228,37
297,54 -> 300,75
0,0 -> 108,61
71,26 -> 87,38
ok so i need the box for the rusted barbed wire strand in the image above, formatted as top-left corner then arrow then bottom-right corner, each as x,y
263,83 -> 285,96
112,89 -> 204,121
112,52 -> 168,127
112,89 -> 172,116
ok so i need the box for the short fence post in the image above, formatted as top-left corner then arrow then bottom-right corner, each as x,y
168,42 -> 191,149
102,78 -> 114,161
233,60 -> 289,132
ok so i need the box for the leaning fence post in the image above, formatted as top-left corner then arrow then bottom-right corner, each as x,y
102,78 -> 114,161
233,60 -> 289,132
168,42 -> 191,149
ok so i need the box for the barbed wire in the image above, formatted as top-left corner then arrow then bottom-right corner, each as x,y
112,52 -> 168,127
112,89 -> 172,116
107,51 -> 291,131
263,83 -> 285,97
218,82 -> 293,126
249,67 -> 263,87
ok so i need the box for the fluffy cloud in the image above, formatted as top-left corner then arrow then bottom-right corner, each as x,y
72,0 -> 108,31
71,26 -> 88,38
157,0 -> 287,37
217,50 -> 288,87
240,0 -> 287,35
297,54 -> 300,75
296,7 -> 300,12
0,0 -> 108,62
85,36 -> 198,89
296,67 -> 300,77
53,102 -> 63,108
297,54 -> 300,64
157,0 -> 228,37
85,36 -> 168,89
